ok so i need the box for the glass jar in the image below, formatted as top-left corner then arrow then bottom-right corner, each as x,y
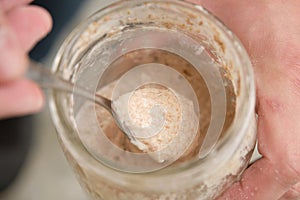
50,0 -> 257,199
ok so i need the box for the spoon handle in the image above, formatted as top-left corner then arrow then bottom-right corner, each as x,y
27,60 -> 112,112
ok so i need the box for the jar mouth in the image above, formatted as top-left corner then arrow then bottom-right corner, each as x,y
50,0 -> 255,186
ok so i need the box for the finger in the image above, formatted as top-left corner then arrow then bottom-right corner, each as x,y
0,25 -> 28,82
0,0 -> 33,12
0,78 -> 44,119
280,182 -> 300,200
6,5 -> 52,51
217,158 -> 298,200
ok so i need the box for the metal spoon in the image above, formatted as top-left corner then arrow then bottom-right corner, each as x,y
27,61 -> 140,144
28,61 -> 219,160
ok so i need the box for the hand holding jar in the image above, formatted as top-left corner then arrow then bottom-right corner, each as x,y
188,0 -> 300,199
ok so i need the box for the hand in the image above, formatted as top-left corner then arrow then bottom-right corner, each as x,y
188,0 -> 300,199
0,0 -> 52,119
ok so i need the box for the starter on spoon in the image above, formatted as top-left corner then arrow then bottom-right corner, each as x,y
112,84 -> 199,163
